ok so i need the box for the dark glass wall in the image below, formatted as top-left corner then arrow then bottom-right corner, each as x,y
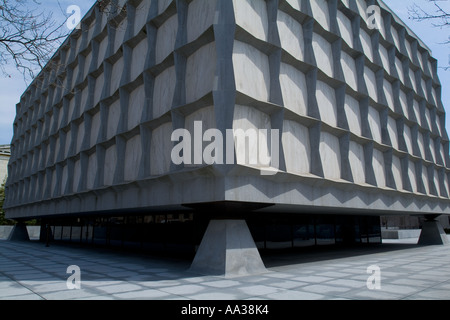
247,214 -> 382,250
43,213 -> 382,254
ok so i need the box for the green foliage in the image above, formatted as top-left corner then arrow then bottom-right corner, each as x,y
0,178 -> 14,226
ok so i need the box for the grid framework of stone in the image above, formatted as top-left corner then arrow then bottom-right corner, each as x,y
4,0 -> 450,220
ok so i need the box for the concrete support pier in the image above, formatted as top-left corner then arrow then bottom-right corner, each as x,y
7,223 -> 30,241
190,220 -> 267,277
418,216 -> 450,246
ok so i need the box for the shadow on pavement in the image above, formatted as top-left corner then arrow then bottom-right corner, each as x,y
260,243 -> 420,268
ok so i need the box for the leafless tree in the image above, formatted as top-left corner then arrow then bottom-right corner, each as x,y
409,0 -> 450,27
409,0 -> 450,70
0,0 -> 69,81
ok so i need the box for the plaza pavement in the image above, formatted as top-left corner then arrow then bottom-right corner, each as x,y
0,237 -> 450,300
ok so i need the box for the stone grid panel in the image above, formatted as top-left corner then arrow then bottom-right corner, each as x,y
5,0 -> 450,219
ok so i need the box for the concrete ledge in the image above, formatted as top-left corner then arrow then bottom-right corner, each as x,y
382,229 -> 422,240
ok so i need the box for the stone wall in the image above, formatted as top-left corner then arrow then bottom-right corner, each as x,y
5,0 -> 450,220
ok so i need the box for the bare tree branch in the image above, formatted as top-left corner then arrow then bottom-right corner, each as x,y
408,0 -> 450,70
0,0 -> 70,82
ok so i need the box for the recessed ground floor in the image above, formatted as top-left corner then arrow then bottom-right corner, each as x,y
39,212 -> 382,256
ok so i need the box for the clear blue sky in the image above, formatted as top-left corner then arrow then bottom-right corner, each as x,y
0,0 -> 449,145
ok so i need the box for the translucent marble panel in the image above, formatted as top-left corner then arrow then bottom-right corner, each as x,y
387,117 -> 398,149
98,37 -> 108,68
150,122 -> 173,175
277,10 -> 304,61
311,0 -> 330,31
87,153 -> 97,189
320,131 -> 341,180
107,99 -> 121,140
409,69 -> 417,92
445,173 -> 450,197
422,164 -> 430,195
372,149 -> 386,188
233,0 -> 268,41
403,124 -> 413,154
279,63 -> 307,116
94,73 -> 104,106
356,0 -> 368,20
187,0 -> 217,42
84,52 -> 92,79
153,66 -> 176,118
344,95 -> 361,136
420,79 -> 428,102
68,98 -> 76,122
368,106 -> 382,144
80,87 -> 89,114
233,105 -> 271,168
184,106 -> 216,167
282,120 -> 310,174
134,0 -> 151,33
441,143 -> 447,165
114,19 -> 127,54
405,40 -> 413,61
233,41 -> 270,102
337,11 -> 353,47
90,112 -> 100,147
186,42 -> 217,104
316,81 -> 337,127
392,156 -> 402,190
430,139 -> 437,163
399,90 -> 408,118
131,39 -> 148,81
104,145 -> 117,186
349,141 -> 365,184
54,137 -> 60,163
383,79 -> 395,111
61,165 -> 68,195
124,135 -> 142,181
425,107 -> 432,130
111,58 -> 124,94
312,33 -> 333,78
434,169 -> 440,196
413,99 -> 421,125
395,57 -> 404,84
76,122 -> 85,153
379,45 -> 389,72
158,0 -> 172,15
364,66 -> 377,102
285,0 -> 300,11
64,133 -> 71,158
417,131 -> 425,158
431,88 -> 438,107
391,27 -> 400,51
360,29 -> 373,62
50,168 -> 57,196
341,51 -> 358,91
156,14 -> 178,65
128,84 -> 145,130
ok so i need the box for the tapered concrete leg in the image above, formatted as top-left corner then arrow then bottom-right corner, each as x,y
418,218 -> 449,246
7,223 -> 30,241
190,220 -> 267,277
